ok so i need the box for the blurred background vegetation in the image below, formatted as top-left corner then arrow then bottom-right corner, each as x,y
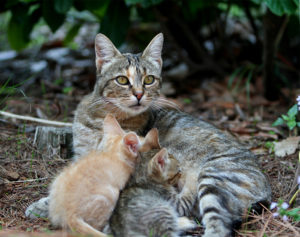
0,0 -> 299,102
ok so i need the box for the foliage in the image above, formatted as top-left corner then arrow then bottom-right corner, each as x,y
272,104 -> 300,131
251,0 -> 299,16
1,0 -> 299,51
271,199 -> 300,222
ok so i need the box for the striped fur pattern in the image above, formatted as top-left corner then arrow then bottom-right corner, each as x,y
111,148 -> 196,237
73,33 -> 164,160
26,33 -> 271,237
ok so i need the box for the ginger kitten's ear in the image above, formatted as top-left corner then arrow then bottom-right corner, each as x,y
95,33 -> 122,72
139,128 -> 161,152
123,132 -> 139,157
142,33 -> 164,70
103,114 -> 124,136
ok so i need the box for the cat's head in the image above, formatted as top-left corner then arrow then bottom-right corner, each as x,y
147,148 -> 181,185
93,33 -> 164,115
100,114 -> 140,158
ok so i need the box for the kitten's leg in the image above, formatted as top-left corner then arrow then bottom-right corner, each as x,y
68,216 -> 108,237
177,216 -> 197,231
25,197 -> 49,219
170,173 -> 198,216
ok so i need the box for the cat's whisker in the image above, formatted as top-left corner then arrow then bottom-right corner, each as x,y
155,98 -> 181,111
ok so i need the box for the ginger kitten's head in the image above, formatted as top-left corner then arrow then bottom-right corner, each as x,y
100,114 -> 140,159
93,33 -> 164,115
147,148 -> 181,186
100,114 -> 162,161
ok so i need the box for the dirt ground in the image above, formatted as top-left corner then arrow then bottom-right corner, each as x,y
0,77 -> 299,236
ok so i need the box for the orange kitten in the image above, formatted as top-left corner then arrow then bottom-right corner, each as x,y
48,114 -> 158,237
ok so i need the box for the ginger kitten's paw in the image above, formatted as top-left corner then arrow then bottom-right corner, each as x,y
25,197 -> 49,219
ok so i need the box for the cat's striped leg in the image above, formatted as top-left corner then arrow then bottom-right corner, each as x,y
198,184 -> 241,237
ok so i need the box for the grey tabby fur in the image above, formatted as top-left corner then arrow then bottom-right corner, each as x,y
26,33 -> 271,237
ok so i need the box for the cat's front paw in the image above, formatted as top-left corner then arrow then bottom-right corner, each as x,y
25,197 -> 49,219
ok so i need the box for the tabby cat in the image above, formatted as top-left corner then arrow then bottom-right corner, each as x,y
111,148 -> 196,237
26,33 -> 271,237
48,114 -> 158,237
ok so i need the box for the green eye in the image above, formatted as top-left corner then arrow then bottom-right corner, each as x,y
144,75 -> 155,85
116,76 -> 129,85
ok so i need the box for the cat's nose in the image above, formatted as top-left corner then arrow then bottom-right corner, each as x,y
134,92 -> 143,101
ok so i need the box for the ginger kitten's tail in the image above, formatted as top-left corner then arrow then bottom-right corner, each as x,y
68,216 -> 109,237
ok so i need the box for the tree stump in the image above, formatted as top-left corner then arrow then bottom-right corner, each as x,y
34,126 -> 73,159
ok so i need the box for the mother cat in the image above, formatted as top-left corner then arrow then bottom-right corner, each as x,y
26,33 -> 271,237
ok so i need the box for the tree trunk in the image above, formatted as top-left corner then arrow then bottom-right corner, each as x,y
263,9 -> 288,101
34,126 -> 73,159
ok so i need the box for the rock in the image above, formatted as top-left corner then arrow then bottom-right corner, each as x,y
0,165 -> 20,181
0,50 -> 17,61
34,126 -> 73,159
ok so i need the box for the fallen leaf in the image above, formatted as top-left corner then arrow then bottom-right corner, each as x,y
274,136 -> 300,157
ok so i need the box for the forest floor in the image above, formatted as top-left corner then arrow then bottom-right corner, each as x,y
0,75 -> 299,237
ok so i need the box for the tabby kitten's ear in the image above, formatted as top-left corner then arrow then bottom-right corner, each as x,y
153,148 -> 168,173
103,114 -> 124,136
139,128 -> 161,152
95,33 -> 122,72
142,33 -> 164,70
123,132 -> 140,156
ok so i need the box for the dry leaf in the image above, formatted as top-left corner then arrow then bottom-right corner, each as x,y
274,136 -> 300,157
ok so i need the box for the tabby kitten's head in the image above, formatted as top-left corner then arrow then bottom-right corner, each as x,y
93,33 -> 164,115
147,148 -> 181,186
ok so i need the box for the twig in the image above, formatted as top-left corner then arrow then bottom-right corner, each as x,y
4,177 -> 48,184
0,111 -> 72,127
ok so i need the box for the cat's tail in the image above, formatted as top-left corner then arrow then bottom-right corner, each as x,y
68,216 -> 109,237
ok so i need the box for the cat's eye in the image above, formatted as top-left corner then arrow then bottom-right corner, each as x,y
116,76 -> 129,85
144,75 -> 155,85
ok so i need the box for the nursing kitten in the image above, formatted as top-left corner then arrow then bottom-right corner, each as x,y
27,33 -> 271,237
111,148 -> 195,237
48,114 -> 157,237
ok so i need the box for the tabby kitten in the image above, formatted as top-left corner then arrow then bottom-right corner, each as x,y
26,33 -> 271,237
111,148 -> 195,237
48,114 -> 157,237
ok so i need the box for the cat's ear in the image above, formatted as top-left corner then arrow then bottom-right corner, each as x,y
103,114 -> 124,136
153,148 -> 168,173
139,128 -> 161,152
123,132 -> 140,156
95,33 -> 122,72
142,33 -> 164,70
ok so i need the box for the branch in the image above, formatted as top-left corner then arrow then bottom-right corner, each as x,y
0,111 -> 72,127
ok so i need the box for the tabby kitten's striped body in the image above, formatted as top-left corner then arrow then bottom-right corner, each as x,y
111,148 -> 195,237
26,33 -> 271,237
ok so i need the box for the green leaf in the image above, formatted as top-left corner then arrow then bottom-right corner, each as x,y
287,120 -> 296,130
297,122 -> 300,128
250,0 -> 263,4
125,0 -> 163,8
63,23 -> 81,45
42,0 -> 65,32
282,114 -> 289,121
7,4 -> 41,50
100,0 -> 130,47
287,104 -> 298,117
265,0 -> 298,16
74,0 -> 109,17
54,0 -> 73,14
272,117 -> 284,126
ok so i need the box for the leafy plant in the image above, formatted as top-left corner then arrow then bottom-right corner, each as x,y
1,0 -> 299,51
272,104 -> 300,131
271,199 -> 300,222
